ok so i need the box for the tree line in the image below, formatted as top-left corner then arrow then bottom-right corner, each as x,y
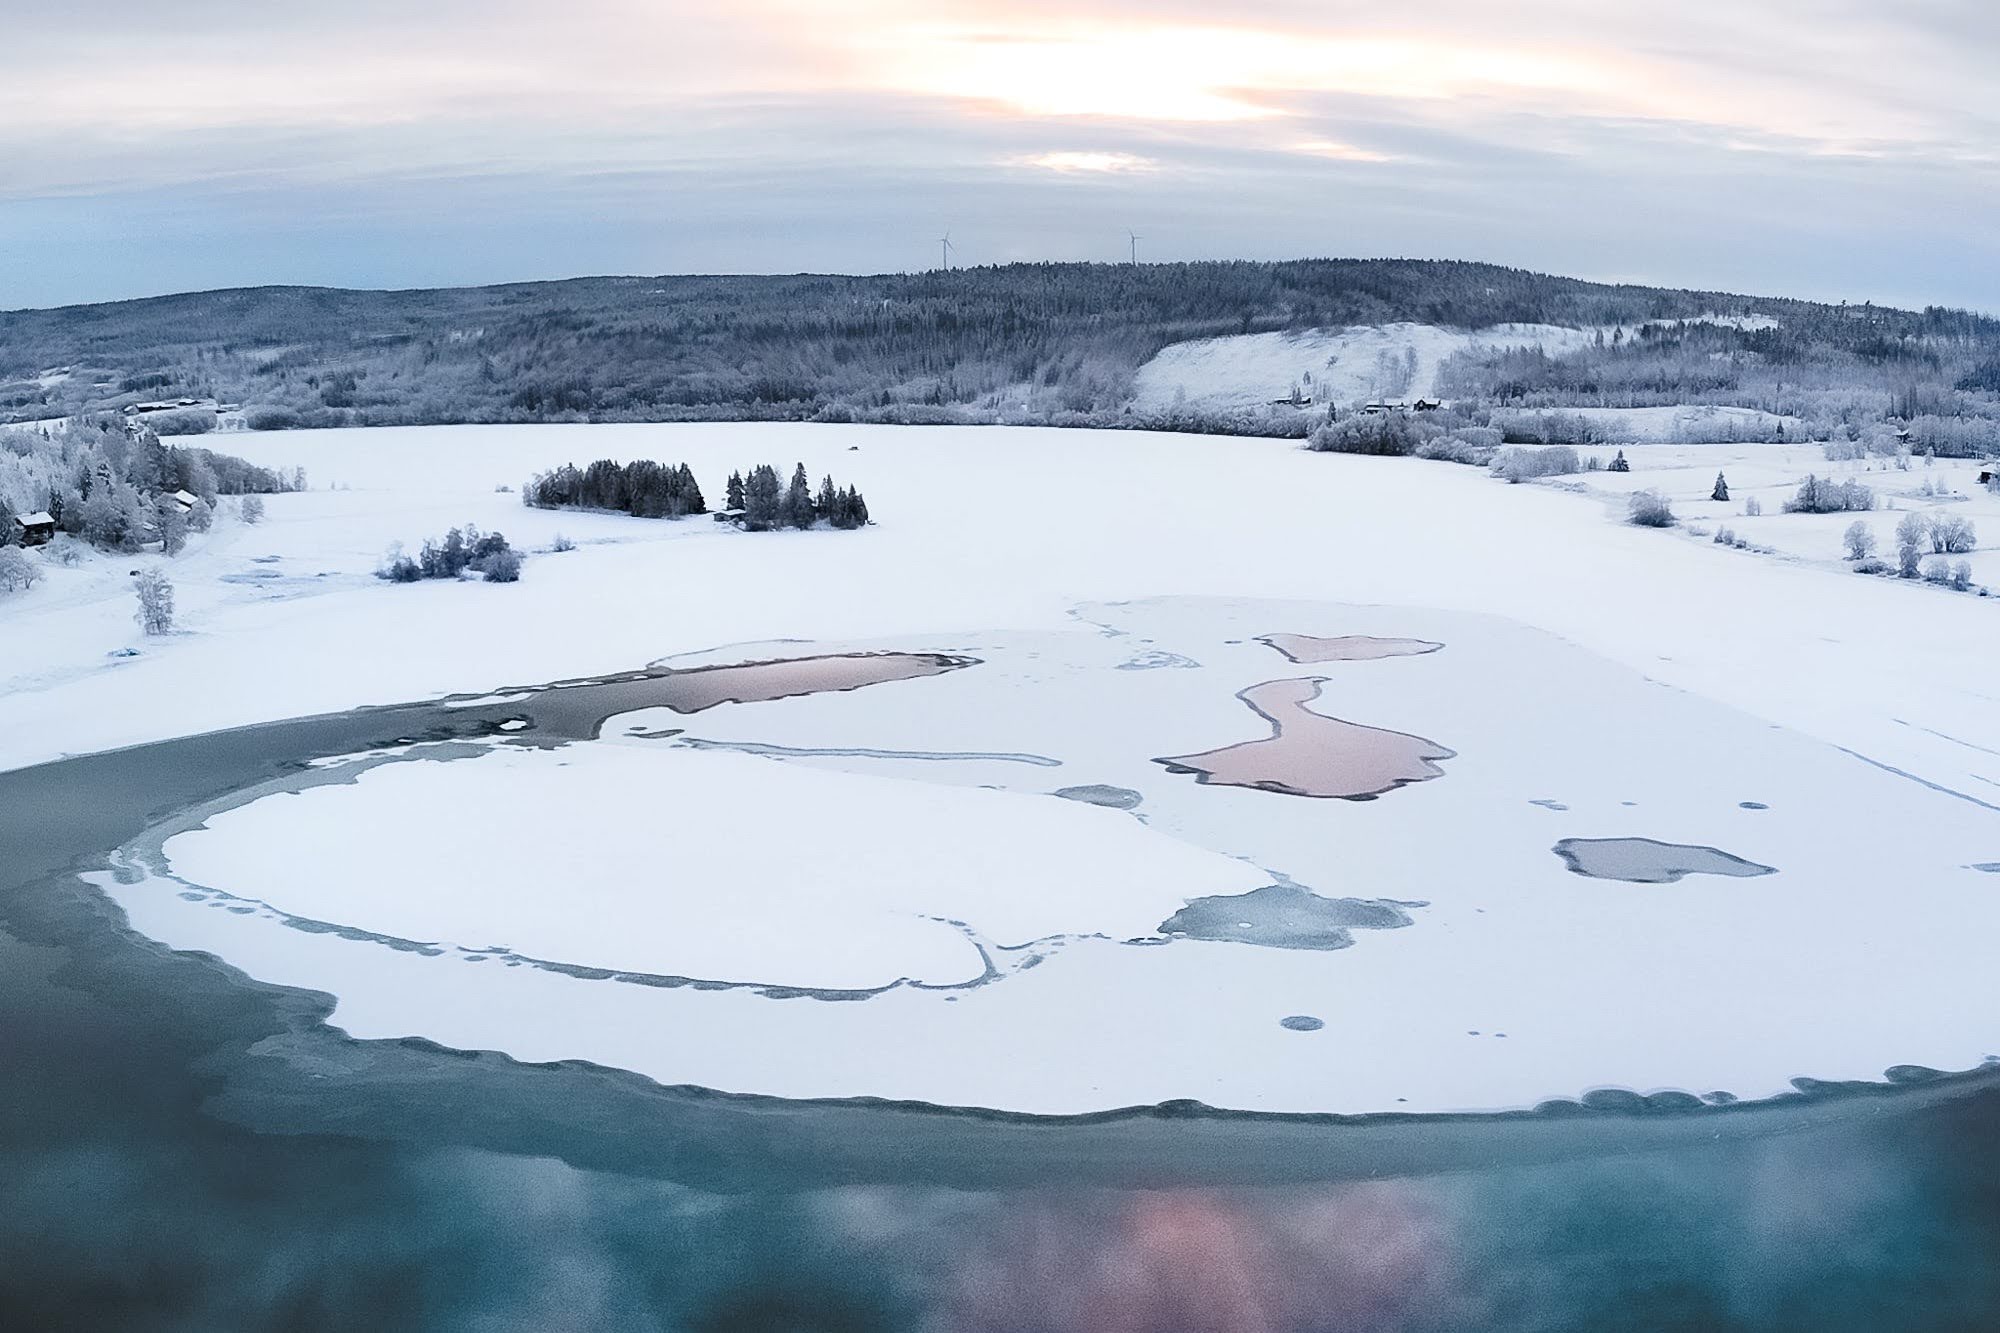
523,458 -> 705,517
522,457 -> 871,530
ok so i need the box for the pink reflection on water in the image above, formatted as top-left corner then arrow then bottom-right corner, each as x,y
939,1182 -> 1450,1332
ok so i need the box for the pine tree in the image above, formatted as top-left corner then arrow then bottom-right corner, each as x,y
816,474 -> 837,521
726,471 -> 745,510
742,465 -> 783,530
1711,471 -> 1729,502
1608,449 -> 1630,473
784,463 -> 813,529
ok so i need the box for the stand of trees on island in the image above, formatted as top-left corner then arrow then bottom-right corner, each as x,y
525,458 -> 870,530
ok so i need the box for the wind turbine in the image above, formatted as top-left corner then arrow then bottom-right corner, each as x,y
1128,230 -> 1142,265
939,230 -> 954,270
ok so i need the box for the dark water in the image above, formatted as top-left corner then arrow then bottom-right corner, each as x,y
9,670 -> 2000,1330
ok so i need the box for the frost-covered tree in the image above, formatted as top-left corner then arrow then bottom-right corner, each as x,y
1711,472 -> 1730,502
1895,512 -> 1930,577
725,470 -> 745,510
1932,514 -> 1976,554
1607,449 -> 1631,473
241,494 -> 265,524
1842,520 -> 1877,561
134,568 -> 174,634
1743,496 -> 1762,517
155,498 -> 188,556
0,546 -> 39,592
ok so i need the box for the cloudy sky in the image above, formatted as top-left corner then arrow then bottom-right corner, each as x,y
5,1 -> 1998,311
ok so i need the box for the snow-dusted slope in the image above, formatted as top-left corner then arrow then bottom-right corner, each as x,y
1132,323 -> 1598,411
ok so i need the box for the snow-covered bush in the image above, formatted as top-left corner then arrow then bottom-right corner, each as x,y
1854,557 -> 1889,575
147,409 -> 215,436
1491,445 -> 1582,483
1628,490 -> 1676,527
1308,412 -> 1436,457
550,533 -> 576,553
481,547 -> 522,583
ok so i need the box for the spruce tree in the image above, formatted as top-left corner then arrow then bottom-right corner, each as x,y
1711,471 -> 1729,502
1608,449 -> 1630,473
726,471 -> 745,510
784,463 -> 813,529
743,465 -> 782,530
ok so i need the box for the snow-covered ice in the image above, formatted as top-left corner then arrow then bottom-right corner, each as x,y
10,419 -> 2000,1116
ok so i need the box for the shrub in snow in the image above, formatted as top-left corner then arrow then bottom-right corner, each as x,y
0,546 -> 40,592
1414,431 -> 1497,466
551,533 -> 576,553
1842,521 -> 1877,562
1713,526 -> 1734,545
1308,413 -> 1435,457
1853,557 -> 1889,575
1951,559 -> 1973,591
244,405 -> 302,431
133,568 -> 174,634
1743,496 -> 1762,516
1628,490 -> 1675,527
148,409 -> 215,436
1923,556 -> 1956,586
46,536 -> 85,567
1491,445 -> 1581,483
482,548 -> 522,583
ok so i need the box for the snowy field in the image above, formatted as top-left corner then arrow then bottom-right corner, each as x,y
1556,442 -> 2000,589
7,420 -> 2000,1115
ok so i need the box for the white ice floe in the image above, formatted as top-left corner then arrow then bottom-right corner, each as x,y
103,596 -> 2000,1117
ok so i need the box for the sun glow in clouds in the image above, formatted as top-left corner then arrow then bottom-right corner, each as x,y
866,22 -> 1632,123
1010,150 -> 1158,174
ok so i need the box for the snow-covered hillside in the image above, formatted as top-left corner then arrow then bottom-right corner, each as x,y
1133,322 -> 1599,412
1131,313 -> 1787,417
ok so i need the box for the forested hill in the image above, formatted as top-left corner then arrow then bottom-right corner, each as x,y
2,259 -> 1996,433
